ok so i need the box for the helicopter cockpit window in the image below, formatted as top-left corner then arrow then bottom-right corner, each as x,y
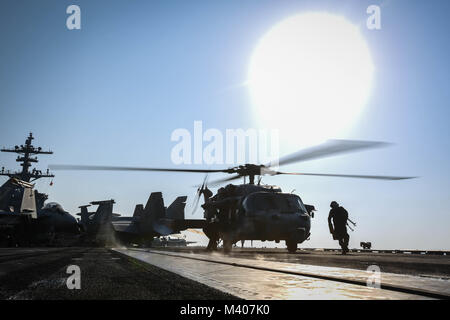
243,192 -> 307,214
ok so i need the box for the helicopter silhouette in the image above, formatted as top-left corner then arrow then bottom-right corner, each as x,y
50,139 -> 415,253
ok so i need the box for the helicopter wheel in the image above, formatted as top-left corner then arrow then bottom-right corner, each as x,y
223,239 -> 233,254
206,238 -> 218,251
286,240 -> 297,254
223,240 -> 233,253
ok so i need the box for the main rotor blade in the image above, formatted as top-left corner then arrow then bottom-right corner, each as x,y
207,174 -> 242,186
277,172 -> 416,180
49,164 -> 227,173
270,140 -> 391,168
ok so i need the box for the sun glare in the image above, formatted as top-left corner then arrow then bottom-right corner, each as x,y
248,12 -> 374,148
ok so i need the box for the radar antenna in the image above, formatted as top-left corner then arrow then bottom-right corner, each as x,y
1,133 -> 55,182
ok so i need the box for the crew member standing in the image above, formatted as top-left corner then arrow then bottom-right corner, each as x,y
328,201 -> 350,254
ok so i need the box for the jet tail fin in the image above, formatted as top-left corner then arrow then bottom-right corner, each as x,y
132,204 -> 144,222
142,192 -> 165,224
166,196 -> 187,220
91,200 -> 115,224
77,204 -> 91,225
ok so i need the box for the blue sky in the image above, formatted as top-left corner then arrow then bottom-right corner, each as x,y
1,0 -> 449,249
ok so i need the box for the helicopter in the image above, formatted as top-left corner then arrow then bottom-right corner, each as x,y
50,139 -> 415,253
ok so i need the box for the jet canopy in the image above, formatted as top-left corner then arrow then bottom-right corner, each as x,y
42,202 -> 66,213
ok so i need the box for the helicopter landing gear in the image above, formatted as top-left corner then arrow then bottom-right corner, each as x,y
206,238 -> 218,251
223,239 -> 233,254
221,232 -> 235,254
286,240 -> 297,253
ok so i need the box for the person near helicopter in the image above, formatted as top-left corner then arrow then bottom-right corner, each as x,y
201,185 -> 240,251
328,201 -> 350,254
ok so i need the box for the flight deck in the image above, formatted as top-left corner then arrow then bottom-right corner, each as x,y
115,247 -> 450,300
1,246 -> 448,300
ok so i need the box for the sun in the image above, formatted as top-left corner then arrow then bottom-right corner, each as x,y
248,12 -> 374,148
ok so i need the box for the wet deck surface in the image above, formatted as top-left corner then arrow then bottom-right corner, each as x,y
115,248 -> 448,300
2,247 -> 448,300
157,247 -> 450,278
0,247 -> 237,300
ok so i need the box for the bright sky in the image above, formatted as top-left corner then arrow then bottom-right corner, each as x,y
1,0 -> 449,250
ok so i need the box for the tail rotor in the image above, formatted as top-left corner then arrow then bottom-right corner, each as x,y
191,174 -> 208,215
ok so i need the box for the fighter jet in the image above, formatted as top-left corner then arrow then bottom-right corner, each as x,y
76,192 -> 204,246
0,177 -> 79,246
76,200 -> 117,245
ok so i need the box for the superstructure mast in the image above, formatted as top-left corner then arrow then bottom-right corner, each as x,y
1,133 -> 54,182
